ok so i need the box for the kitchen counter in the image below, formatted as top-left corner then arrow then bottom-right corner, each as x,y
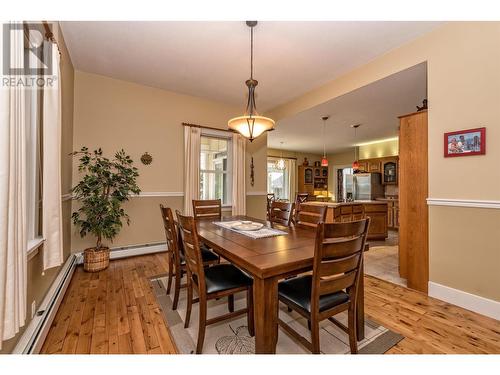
302,200 -> 388,240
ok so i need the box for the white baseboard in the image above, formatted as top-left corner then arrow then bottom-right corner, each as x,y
428,281 -> 500,320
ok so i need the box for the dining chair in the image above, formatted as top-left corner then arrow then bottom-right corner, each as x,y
295,204 -> 327,229
277,218 -> 370,354
269,201 -> 295,227
292,193 -> 309,224
159,205 -> 219,310
192,199 -> 222,220
176,210 -> 255,354
266,193 -> 276,220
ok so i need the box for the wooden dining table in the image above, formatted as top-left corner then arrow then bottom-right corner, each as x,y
196,215 -> 365,354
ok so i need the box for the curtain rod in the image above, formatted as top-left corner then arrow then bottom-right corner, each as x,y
42,21 -> 61,56
268,155 -> 297,160
182,122 -> 235,134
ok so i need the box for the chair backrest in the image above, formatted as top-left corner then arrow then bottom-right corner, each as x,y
269,201 -> 295,227
295,204 -> 327,229
295,193 -> 309,206
175,210 -> 206,290
192,199 -> 222,221
159,205 -> 182,264
311,219 -> 370,312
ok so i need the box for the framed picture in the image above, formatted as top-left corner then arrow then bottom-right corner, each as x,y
444,127 -> 486,157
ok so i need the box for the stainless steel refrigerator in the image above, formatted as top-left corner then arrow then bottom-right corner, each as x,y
345,173 -> 384,201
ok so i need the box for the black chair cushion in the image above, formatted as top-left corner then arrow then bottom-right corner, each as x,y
278,274 -> 349,313
179,244 -> 219,265
201,264 -> 253,294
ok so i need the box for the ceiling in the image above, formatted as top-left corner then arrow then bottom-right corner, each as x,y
268,62 -> 427,154
61,21 -> 440,111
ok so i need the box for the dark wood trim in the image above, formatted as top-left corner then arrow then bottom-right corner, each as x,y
182,122 -> 236,134
268,155 -> 298,160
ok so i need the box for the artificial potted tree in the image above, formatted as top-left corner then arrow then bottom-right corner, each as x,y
71,147 -> 141,272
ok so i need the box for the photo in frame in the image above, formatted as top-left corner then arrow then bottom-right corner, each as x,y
444,127 -> 486,157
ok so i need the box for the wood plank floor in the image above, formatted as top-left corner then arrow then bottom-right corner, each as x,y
40,253 -> 500,354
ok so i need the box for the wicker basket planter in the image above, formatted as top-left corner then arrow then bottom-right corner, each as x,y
83,247 -> 110,272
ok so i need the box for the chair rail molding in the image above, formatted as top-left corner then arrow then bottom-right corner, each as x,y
427,198 -> 500,209
61,192 -> 185,200
246,191 -> 268,196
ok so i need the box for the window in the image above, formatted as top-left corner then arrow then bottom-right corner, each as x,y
200,135 -> 232,206
267,157 -> 290,200
25,34 -> 43,250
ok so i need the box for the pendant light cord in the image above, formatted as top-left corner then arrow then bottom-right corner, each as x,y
250,26 -> 254,80
323,119 -> 326,158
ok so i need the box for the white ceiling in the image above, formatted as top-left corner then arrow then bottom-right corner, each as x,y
269,62 -> 427,154
60,21 -> 440,111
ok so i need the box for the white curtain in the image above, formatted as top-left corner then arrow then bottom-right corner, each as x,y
288,158 -> 297,202
0,22 -> 28,349
232,133 -> 246,215
42,42 -> 63,270
183,126 -> 201,215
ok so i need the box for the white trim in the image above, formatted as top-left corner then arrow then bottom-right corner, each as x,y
427,198 -> 500,209
246,191 -> 268,196
61,193 -> 72,202
61,192 -> 185,200
134,192 -> 184,197
13,254 -> 78,353
27,237 -> 45,261
428,281 -> 500,321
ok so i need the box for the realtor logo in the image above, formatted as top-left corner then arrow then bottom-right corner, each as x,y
2,22 -> 56,88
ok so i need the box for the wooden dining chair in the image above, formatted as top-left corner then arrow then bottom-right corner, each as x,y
295,204 -> 327,229
292,193 -> 309,224
176,210 -> 255,354
266,193 -> 276,220
269,201 -> 295,227
277,218 -> 370,354
159,205 -> 219,310
192,199 -> 222,220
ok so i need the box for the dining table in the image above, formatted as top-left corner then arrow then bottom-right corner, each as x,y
196,215 -> 365,354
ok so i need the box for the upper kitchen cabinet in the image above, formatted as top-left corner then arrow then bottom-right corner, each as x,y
382,158 -> 398,184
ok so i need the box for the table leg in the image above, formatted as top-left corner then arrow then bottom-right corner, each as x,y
253,276 -> 278,354
356,261 -> 365,341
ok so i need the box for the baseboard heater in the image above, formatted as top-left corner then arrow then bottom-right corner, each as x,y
12,242 -> 167,354
13,253 -> 78,354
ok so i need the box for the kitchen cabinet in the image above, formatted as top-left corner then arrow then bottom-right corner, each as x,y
329,202 -> 388,240
382,159 -> 398,184
298,166 -> 328,196
356,156 -> 399,185
368,160 -> 381,173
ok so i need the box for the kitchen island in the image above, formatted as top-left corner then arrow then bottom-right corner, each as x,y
301,200 -> 388,240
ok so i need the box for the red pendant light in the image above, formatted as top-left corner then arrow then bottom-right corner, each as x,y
351,124 -> 361,171
321,116 -> 329,167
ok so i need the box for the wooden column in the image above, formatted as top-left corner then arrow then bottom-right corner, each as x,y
398,110 -> 429,293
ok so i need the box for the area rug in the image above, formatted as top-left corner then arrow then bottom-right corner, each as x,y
151,276 -> 403,354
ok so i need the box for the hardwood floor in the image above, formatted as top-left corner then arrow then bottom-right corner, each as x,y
40,253 -> 500,354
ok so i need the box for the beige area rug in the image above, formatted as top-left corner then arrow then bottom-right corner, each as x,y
151,276 -> 403,354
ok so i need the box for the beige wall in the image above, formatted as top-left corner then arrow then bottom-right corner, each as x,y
358,139 -> 399,159
71,71 -> 268,250
1,23 -> 75,353
267,22 -> 500,302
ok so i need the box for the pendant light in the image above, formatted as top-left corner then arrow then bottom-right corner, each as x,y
351,124 -> 361,170
228,21 -> 275,142
275,141 -> 286,170
320,116 -> 329,167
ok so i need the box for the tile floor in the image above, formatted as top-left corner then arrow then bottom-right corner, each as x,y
365,230 -> 407,287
